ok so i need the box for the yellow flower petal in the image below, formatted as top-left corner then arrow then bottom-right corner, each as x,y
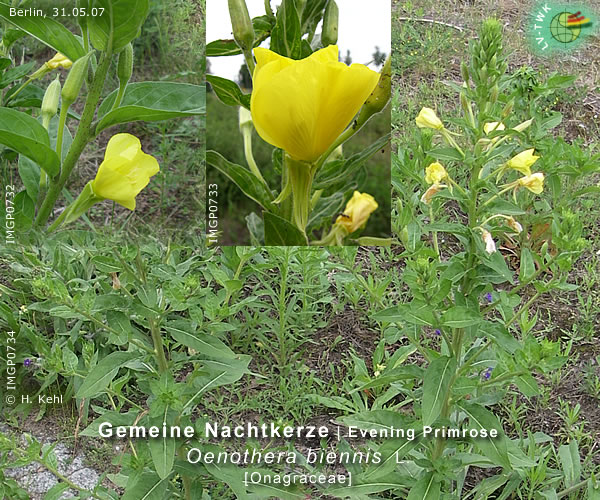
251,46 -> 379,163
415,107 -> 443,130
46,52 -> 72,69
336,191 -> 378,233
483,122 -> 505,135
518,172 -> 544,194
91,133 -> 159,210
425,162 -> 448,184
506,149 -> 539,176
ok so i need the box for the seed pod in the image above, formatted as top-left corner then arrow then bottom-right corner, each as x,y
321,0 -> 339,47
228,0 -> 254,52
117,43 -> 134,88
41,77 -> 61,124
61,52 -> 93,106
357,55 -> 390,120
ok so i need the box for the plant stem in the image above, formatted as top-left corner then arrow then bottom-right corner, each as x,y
506,290 -> 542,327
55,103 -> 69,162
35,50 -> 112,227
149,318 -> 168,373
557,479 -> 589,499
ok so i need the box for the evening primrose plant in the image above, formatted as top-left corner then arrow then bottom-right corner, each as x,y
323,19 -> 599,499
207,0 -> 391,245
0,0 -> 204,233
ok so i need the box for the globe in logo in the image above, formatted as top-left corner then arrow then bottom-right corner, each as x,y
550,12 -> 582,43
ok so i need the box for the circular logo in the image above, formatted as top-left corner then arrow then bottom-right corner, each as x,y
550,11 -> 581,43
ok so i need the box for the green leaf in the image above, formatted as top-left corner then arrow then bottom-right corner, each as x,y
373,302 -> 435,326
270,0 -> 301,59
458,402 -> 511,469
519,248 -> 536,281
76,351 -> 138,398
428,147 -> 464,162
264,212 -> 308,245
314,134 -> 390,189
120,471 -> 168,500
88,0 -> 150,52
363,437 -> 421,480
307,192 -> 344,230
206,150 -> 275,211
43,482 -> 70,500
327,475 -> 412,498
0,61 -> 34,89
164,319 -> 235,360
0,108 -> 59,177
0,3 -> 85,61
13,190 -> 34,230
96,82 -> 205,133
441,306 -> 481,328
514,374 -> 540,397
558,440 -> 580,488
206,75 -> 250,109
148,412 -> 176,480
407,472 -> 441,500
422,356 -> 456,426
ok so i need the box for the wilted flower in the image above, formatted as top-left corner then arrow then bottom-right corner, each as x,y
518,172 -> 544,194
416,107 -> 444,130
420,184 -> 445,204
425,162 -> 448,184
250,45 -> 379,163
336,191 -> 378,233
482,229 -> 496,254
91,134 -> 160,210
483,121 -> 505,135
507,216 -> 523,233
506,149 -> 539,176
45,52 -> 72,70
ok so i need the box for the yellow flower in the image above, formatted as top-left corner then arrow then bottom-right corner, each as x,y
483,122 -> 505,135
250,45 -> 379,163
518,173 -> 544,194
415,107 -> 443,130
506,149 -> 539,176
45,53 -> 72,70
336,191 -> 378,233
91,134 -> 159,210
425,162 -> 448,184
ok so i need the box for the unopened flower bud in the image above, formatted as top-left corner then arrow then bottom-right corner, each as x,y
322,0 -> 339,47
356,55 -> 390,123
461,62 -> 470,85
62,52 -> 93,106
41,77 -> 61,126
117,43 -> 133,88
228,0 -> 255,52
513,118 -> 533,133
489,84 -> 498,103
501,99 -> 514,118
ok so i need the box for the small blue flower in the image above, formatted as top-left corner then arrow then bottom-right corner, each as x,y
24,358 -> 32,367
434,329 -> 441,336
485,292 -> 493,303
483,367 -> 492,380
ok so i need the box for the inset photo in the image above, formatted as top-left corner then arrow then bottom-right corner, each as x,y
0,0 -> 205,241
206,0 -> 391,246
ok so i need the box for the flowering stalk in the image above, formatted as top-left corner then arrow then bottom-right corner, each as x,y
35,46 -> 113,227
